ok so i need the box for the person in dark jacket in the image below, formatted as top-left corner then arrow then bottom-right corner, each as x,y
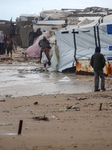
38,36 -> 50,62
34,28 -> 42,38
29,29 -> 35,46
90,46 -> 106,92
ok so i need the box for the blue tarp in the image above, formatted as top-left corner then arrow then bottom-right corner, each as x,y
107,57 -> 112,60
107,24 -> 112,34
109,46 -> 112,51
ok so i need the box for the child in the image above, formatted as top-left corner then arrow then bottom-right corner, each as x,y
43,46 -> 51,67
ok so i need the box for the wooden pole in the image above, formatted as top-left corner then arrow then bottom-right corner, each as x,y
99,103 -> 103,111
18,120 -> 23,135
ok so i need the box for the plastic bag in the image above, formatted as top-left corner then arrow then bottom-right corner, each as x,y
41,52 -> 48,64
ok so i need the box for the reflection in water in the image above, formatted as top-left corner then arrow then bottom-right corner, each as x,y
2,133 -> 17,135
0,63 -> 111,97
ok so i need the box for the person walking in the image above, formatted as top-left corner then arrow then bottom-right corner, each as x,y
43,46 -> 51,68
38,36 -> 50,62
90,46 -> 106,92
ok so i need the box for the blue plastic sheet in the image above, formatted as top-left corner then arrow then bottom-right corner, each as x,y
107,24 -> 112,34
107,57 -> 112,60
109,46 -> 112,51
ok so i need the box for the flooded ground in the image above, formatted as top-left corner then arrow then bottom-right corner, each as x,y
0,62 -> 111,97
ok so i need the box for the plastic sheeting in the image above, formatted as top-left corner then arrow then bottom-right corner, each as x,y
78,18 -> 93,26
50,45 -> 59,71
26,31 -> 50,58
20,26 -> 32,48
55,23 -> 112,72
55,30 -> 75,72
103,15 -> 112,24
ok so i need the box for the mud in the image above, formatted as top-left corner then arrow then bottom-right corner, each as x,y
0,62 -> 112,97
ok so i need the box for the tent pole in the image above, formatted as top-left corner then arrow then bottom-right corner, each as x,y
72,29 -> 78,61
97,25 -> 101,49
94,26 -> 97,47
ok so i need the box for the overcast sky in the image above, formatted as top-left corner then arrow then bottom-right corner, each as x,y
0,0 -> 112,21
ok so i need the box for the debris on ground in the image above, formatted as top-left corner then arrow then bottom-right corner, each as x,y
0,99 -> 6,102
76,97 -> 87,100
50,115 -> 57,119
33,115 -> 49,121
59,106 -> 80,111
59,107 -> 68,111
66,106 -> 80,111
0,57 -> 13,61
5,95 -> 12,97
34,101 -> 38,105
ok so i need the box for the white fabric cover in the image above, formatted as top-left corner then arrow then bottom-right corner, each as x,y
55,23 -> 112,72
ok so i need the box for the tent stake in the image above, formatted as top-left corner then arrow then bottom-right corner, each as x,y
18,120 -> 23,135
99,103 -> 103,111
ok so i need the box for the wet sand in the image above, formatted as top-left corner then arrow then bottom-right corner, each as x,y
0,56 -> 112,97
0,62 -> 96,97
0,49 -> 112,150
0,91 -> 112,150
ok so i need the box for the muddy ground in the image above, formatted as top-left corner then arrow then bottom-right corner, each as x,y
0,48 -> 112,150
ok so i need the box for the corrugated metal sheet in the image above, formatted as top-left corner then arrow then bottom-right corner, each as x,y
76,60 -> 112,76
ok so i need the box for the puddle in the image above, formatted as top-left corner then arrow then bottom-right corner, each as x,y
2,133 -> 17,135
0,62 -> 111,97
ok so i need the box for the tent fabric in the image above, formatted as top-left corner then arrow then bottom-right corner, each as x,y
79,17 -> 100,22
78,18 -> 92,26
107,24 -> 112,34
26,31 -> 50,58
103,15 -> 112,24
20,26 -> 32,48
109,46 -> 112,51
55,23 -> 112,72
50,45 -> 59,71
55,30 -> 75,72
40,10 -> 70,20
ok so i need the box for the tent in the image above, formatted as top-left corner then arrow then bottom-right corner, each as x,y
54,22 -> 112,75
78,18 -> 93,26
103,14 -> 112,24
25,31 -> 50,58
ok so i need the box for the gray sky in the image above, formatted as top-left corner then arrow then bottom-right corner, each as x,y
0,0 -> 112,21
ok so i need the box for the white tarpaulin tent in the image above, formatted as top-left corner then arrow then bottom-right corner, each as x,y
55,22 -> 112,72
103,14 -> 112,24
